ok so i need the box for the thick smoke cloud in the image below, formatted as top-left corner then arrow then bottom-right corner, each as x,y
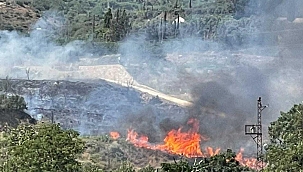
1,1 -> 303,154
117,0 -> 303,153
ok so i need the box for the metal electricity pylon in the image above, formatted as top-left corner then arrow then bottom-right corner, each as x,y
245,97 -> 268,171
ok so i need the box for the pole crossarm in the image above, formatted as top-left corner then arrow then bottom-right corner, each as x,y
245,125 -> 262,135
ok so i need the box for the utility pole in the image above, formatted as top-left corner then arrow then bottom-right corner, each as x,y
159,17 -> 163,42
66,20 -> 70,42
0,9 -> 2,30
92,14 -> 95,40
256,97 -> 266,163
163,11 -> 167,40
174,13 -> 180,37
245,97 -> 268,171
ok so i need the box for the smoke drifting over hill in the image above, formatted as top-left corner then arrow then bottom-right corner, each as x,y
117,1 -> 303,151
1,1 -> 303,153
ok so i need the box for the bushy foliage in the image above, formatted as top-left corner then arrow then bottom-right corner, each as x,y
0,123 -> 85,172
87,149 -> 253,172
113,162 -> 136,172
264,104 -> 303,171
138,165 -> 155,172
0,77 -> 27,110
161,149 -> 253,172
81,163 -> 104,172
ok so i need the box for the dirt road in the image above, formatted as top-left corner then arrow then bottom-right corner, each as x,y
101,78 -> 193,107
78,65 -> 193,107
17,64 -> 193,107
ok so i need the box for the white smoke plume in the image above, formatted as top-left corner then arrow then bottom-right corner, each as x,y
0,1 -> 303,153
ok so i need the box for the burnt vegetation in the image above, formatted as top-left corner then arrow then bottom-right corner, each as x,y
0,0 -> 303,171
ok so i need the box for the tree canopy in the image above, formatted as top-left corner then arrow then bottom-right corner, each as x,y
1,0 -> 264,45
0,123 -> 85,172
265,104 -> 303,171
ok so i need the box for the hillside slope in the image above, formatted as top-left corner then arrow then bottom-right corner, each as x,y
0,2 -> 40,32
0,79 -> 189,139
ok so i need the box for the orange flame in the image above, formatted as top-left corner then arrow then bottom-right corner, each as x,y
127,129 -> 149,146
157,118 -> 211,157
126,118 -> 220,157
110,131 -> 120,139
235,148 -> 265,170
206,146 -> 221,156
122,118 -> 264,170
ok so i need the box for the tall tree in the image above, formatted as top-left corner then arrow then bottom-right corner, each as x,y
104,8 -> 113,28
264,104 -> 303,171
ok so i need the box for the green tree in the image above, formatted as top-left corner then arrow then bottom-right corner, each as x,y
0,123 -> 85,172
264,104 -> 303,171
104,8 -> 113,28
106,9 -> 131,42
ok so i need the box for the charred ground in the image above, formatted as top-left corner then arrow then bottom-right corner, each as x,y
0,78 -> 188,139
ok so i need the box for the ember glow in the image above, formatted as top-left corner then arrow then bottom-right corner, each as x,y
112,118 -> 263,170
110,131 -> 120,139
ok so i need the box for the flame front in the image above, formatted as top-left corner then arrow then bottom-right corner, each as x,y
126,118 -> 220,157
114,118 -> 263,170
